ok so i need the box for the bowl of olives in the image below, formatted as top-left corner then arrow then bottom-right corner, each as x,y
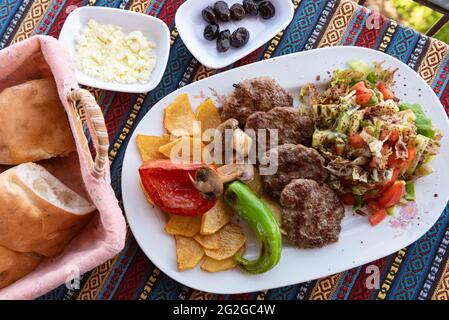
175,0 -> 294,69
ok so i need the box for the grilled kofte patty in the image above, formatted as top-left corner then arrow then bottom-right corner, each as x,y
260,144 -> 328,199
245,107 -> 314,147
221,77 -> 293,125
280,179 -> 345,248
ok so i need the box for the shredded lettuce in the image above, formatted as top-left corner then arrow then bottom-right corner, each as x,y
405,181 -> 415,201
335,112 -> 350,133
347,60 -> 373,75
352,194 -> 364,211
360,130 -> 383,158
349,110 -> 366,134
366,72 -> 377,85
373,61 -> 398,85
399,103 -> 435,138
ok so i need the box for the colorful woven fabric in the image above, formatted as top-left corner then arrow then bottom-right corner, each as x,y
1,0 -> 448,300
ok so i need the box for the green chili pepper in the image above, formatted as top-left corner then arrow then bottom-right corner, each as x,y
224,181 -> 282,274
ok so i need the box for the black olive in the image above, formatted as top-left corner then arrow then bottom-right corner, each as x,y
202,6 -> 217,24
258,1 -> 275,19
203,24 -> 220,41
243,0 -> 258,16
230,3 -> 246,21
217,29 -> 231,52
231,27 -> 250,48
214,1 -> 231,22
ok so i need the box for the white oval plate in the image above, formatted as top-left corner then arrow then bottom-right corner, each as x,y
175,0 -> 294,69
122,47 -> 449,294
59,7 -> 170,93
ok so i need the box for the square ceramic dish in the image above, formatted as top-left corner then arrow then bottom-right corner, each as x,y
59,7 -> 170,93
175,0 -> 295,69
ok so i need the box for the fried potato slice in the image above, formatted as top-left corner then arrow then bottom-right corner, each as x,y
201,247 -> 245,272
200,198 -> 234,235
243,167 -> 262,196
175,236 -> 204,270
165,215 -> 202,237
158,136 -> 204,161
195,223 -> 244,249
200,224 -> 246,260
261,196 -> 287,235
136,134 -> 170,162
164,94 -> 200,137
195,99 -> 221,141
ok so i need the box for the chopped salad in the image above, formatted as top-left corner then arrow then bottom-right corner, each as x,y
301,60 -> 442,226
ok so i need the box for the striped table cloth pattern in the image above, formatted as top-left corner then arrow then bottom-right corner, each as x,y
1,0 -> 449,300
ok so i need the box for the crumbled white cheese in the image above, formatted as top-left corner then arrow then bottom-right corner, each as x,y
75,19 -> 157,84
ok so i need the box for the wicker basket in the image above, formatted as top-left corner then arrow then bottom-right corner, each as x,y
0,35 -> 126,299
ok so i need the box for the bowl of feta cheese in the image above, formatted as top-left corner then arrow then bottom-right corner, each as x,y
59,7 -> 170,93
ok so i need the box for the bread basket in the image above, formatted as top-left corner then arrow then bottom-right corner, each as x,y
0,35 -> 126,299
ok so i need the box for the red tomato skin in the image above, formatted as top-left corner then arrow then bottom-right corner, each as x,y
389,131 -> 399,143
377,83 -> 395,100
378,168 -> 400,195
377,181 -> 405,208
351,81 -> 366,92
139,160 -> 216,216
403,147 -> 416,171
356,91 -> 373,105
369,209 -> 387,226
349,134 -> 366,149
367,199 -> 382,211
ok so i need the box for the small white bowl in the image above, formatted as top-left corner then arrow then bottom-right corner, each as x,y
59,7 -> 170,93
175,0 -> 294,69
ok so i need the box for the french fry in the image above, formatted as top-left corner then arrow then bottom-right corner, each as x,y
175,236 -> 204,270
200,198 -> 234,235
165,215 -> 202,237
195,99 -> 222,141
201,246 -> 245,273
158,136 -> 204,161
136,134 -> 170,162
164,94 -> 200,137
195,223 -> 244,250
201,224 -> 246,260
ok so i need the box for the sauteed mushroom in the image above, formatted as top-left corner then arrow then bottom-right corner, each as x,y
232,128 -> 252,158
191,164 -> 254,200
204,118 -> 252,163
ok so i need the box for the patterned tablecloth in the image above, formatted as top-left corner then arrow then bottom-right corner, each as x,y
1,0 -> 449,300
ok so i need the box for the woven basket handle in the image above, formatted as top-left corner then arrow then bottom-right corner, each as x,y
67,89 -> 109,179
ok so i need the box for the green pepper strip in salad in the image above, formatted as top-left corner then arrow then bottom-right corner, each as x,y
224,181 -> 282,274
405,181 -> 415,201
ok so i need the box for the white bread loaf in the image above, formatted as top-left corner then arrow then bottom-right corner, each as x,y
0,245 -> 43,289
0,78 -> 75,164
0,163 -> 96,257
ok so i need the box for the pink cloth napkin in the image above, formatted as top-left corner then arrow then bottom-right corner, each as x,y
0,35 -> 126,300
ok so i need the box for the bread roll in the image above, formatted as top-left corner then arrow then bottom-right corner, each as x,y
0,163 -> 96,257
0,245 -> 42,289
0,78 -> 75,164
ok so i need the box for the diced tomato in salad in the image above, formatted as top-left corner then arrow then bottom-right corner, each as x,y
351,81 -> 373,105
348,134 -> 366,149
377,82 -> 395,100
377,181 -> 405,208
369,209 -> 388,226
310,60 -> 441,227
